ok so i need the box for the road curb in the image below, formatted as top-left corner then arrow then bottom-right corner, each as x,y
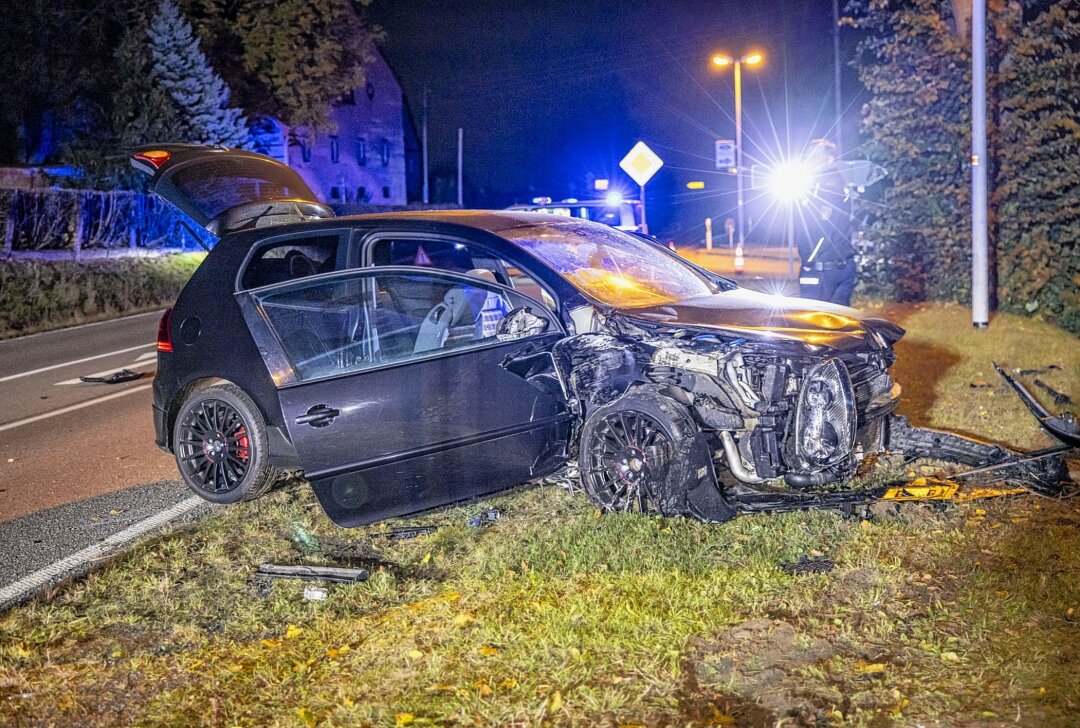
0,496 -> 204,611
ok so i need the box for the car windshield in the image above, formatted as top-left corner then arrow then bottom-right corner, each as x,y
504,221 -> 721,308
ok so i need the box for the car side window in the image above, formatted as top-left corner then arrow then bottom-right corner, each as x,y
254,271 -> 556,382
368,237 -> 557,311
240,236 -> 340,290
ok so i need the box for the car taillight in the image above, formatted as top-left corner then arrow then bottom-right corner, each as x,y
157,308 -> 174,352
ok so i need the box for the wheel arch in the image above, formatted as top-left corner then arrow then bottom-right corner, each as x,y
165,376 -> 300,468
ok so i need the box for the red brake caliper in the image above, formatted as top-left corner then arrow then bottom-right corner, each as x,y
235,428 -> 250,461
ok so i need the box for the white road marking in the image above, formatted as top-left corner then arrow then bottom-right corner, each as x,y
55,356 -> 157,386
0,384 -> 153,433
0,496 -> 204,610
0,344 -> 155,383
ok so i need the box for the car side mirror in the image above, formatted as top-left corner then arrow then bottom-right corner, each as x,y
496,307 -> 549,341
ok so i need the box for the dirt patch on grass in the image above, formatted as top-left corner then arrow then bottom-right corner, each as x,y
691,619 -> 838,724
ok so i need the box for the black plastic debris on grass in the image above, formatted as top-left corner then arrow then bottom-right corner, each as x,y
256,563 -> 369,583
79,369 -> 143,384
1016,364 -> 1062,376
1034,378 -> 1073,407
378,525 -> 438,540
779,556 -> 836,575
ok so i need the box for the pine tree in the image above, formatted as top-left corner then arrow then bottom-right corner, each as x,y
147,0 -> 249,147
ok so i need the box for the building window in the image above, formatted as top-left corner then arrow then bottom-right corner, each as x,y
365,81 -> 375,101
300,141 -> 312,163
357,186 -> 368,202
382,186 -> 391,199
355,139 -> 367,166
330,186 -> 341,201
330,136 -> 340,164
380,138 -> 391,167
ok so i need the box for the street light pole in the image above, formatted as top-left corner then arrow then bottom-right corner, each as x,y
712,52 -> 762,249
734,59 -> 744,248
971,0 -> 989,328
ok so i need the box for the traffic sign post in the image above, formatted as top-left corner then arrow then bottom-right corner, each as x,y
619,142 -> 663,235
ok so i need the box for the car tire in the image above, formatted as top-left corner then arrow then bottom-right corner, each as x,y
172,383 -> 282,504
579,388 -> 735,521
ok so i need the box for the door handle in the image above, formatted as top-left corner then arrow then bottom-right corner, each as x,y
295,404 -> 340,427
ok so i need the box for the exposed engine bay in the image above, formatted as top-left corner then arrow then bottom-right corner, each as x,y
504,309 -> 1074,522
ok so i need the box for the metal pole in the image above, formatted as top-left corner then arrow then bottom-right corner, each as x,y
639,184 -> 649,235
787,205 -> 795,282
971,0 -> 989,328
705,217 -> 712,250
456,127 -> 464,208
832,0 -> 843,157
421,87 -> 430,204
735,61 -> 745,247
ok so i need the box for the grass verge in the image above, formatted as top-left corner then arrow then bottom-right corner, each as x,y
0,303 -> 1077,727
0,254 -> 202,339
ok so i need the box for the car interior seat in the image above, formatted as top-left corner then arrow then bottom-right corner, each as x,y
413,286 -> 488,353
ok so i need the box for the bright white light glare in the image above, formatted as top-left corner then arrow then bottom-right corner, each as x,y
605,190 -> 624,207
768,160 -> 814,202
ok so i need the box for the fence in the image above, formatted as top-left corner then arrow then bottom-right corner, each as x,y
0,188 -> 204,257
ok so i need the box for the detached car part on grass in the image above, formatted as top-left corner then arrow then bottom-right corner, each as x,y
136,145 -> 1073,528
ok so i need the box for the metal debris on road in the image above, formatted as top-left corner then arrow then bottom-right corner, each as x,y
79,369 -> 144,384
256,564 -> 369,583
779,556 -> 836,575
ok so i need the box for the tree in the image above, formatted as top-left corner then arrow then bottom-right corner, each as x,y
185,0 -> 382,130
0,0 -> 115,163
852,0 -> 1080,334
852,0 -> 972,302
147,0 -> 249,147
994,1 -> 1080,332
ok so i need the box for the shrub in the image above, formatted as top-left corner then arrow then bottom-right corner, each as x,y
0,254 -> 203,339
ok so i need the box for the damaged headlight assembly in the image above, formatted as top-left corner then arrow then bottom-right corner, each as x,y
792,358 -> 856,470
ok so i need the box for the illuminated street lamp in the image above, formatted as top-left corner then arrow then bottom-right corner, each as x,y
711,51 -> 764,248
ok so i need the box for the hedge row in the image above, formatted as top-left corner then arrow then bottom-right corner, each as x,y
0,254 -> 203,339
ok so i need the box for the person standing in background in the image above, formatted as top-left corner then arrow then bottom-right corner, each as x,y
798,142 -> 856,306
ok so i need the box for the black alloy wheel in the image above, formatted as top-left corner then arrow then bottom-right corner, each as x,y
579,388 -> 737,523
176,398 -> 252,494
583,408 -> 672,511
172,383 -> 281,504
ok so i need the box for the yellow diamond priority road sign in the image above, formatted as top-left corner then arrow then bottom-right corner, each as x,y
619,142 -> 664,187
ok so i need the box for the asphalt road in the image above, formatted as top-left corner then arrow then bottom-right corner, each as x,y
676,245 -> 801,295
0,312 -> 195,595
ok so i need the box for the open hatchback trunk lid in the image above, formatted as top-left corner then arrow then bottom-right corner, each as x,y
131,144 -> 334,235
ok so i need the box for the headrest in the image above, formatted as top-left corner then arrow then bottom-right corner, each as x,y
466,268 -> 498,284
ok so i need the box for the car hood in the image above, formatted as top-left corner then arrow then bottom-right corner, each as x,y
616,288 -> 904,353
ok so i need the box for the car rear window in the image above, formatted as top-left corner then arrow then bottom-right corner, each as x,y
168,156 -> 316,222
241,236 -> 340,290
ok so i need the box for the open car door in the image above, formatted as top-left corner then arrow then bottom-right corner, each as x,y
238,267 -> 574,527
130,144 -> 334,235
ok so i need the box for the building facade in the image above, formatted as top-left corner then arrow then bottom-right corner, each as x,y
250,50 -> 410,207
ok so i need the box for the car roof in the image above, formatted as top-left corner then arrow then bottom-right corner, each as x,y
333,209 -> 563,233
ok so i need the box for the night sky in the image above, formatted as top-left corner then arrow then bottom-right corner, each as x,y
369,0 -> 860,237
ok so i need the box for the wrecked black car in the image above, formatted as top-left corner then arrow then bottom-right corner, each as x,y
138,145 -> 1072,527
